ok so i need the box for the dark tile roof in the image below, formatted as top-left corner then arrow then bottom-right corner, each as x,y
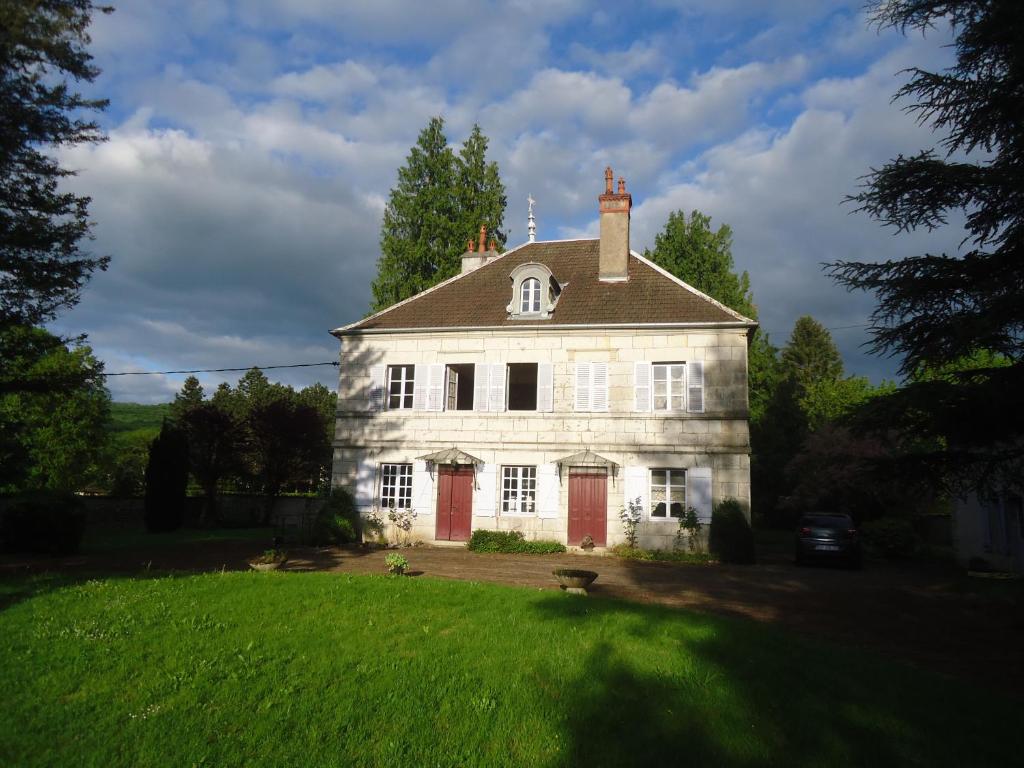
340,239 -> 751,332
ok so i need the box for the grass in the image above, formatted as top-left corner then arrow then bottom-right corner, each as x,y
1,572 -> 1020,767
108,402 -> 171,434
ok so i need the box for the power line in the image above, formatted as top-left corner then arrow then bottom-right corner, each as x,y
104,361 -> 339,377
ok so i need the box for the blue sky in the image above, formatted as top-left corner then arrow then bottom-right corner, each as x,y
52,0 -> 962,402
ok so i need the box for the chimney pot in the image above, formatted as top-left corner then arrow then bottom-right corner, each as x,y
478,225 -> 487,253
618,177 -> 626,194
467,238 -> 475,252
604,166 -> 613,194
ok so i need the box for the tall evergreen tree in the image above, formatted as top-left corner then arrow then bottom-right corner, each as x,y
829,0 -> 1024,491
0,0 -> 111,330
781,316 -> 844,395
645,210 -> 756,319
143,419 -> 189,533
169,375 -> 204,422
371,118 -> 505,312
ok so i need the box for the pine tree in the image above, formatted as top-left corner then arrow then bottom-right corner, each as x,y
169,375 -> 204,422
455,124 -> 507,250
829,0 -> 1024,490
780,316 -> 844,395
0,0 -> 111,329
644,210 -> 756,319
371,118 -> 506,312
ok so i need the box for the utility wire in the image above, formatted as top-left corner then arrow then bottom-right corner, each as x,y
104,361 -> 339,376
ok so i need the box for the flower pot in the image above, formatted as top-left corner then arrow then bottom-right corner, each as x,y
552,568 -> 598,594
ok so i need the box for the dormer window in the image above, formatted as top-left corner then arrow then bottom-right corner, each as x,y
508,263 -> 561,320
521,278 -> 541,314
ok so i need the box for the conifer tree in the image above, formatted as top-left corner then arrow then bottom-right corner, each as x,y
371,118 -> 505,312
781,316 -> 844,395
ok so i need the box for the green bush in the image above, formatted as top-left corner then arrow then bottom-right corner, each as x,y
609,543 -> 712,564
862,518 -> 919,559
385,552 -> 409,574
708,498 -> 755,564
0,492 -> 87,555
467,529 -> 567,554
310,489 -> 359,545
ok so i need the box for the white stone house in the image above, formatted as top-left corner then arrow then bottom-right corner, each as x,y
330,169 -> 757,548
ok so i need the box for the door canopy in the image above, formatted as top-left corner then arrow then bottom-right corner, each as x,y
416,447 -> 483,469
555,450 -> 618,477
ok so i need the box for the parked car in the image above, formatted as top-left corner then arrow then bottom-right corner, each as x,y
795,513 -> 862,568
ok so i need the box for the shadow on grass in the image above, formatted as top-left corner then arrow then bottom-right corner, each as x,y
530,592 -> 1018,768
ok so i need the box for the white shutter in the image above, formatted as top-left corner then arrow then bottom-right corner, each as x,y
473,363 -> 489,411
488,363 -> 506,413
536,463 -> 560,518
574,362 -> 591,412
623,465 -> 649,518
475,464 -> 497,517
412,364 -> 428,410
354,457 -> 377,509
591,362 -> 609,412
688,467 -> 713,523
634,362 -> 651,412
411,460 -> 433,516
368,365 -> 386,411
687,361 -> 705,413
537,362 -> 554,412
427,364 -> 445,411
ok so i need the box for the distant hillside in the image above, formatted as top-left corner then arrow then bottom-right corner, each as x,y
109,402 -> 171,435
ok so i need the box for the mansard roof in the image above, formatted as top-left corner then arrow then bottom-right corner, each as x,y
333,238 -> 755,335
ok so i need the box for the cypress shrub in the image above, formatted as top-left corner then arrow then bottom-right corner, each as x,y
143,419 -> 189,533
709,498 -> 755,564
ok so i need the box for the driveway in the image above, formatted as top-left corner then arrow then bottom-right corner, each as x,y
3,537 -> 1021,695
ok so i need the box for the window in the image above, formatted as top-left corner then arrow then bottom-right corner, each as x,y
380,463 -> 412,509
652,363 -> 685,411
446,364 -> 475,411
502,466 -> 537,515
507,363 -> 538,410
387,365 -> 414,410
650,469 -> 685,519
521,277 -> 541,313
575,362 -> 609,412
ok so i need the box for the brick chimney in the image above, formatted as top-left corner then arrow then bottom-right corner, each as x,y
598,166 -> 631,282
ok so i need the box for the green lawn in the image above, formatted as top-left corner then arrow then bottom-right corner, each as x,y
0,573 -> 1019,767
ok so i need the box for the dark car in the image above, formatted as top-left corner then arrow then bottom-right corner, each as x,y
795,513 -> 862,568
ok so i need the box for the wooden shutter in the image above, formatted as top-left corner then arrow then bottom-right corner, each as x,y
537,362 -> 554,412
488,363 -> 507,413
623,465 -> 649,518
473,363 -> 489,411
354,457 -> 377,509
412,364 -> 427,410
536,463 -> 560,518
687,361 -> 705,413
475,464 -> 497,517
427,364 -> 445,411
411,460 -> 433,516
574,362 -> 591,412
688,467 -> 713,523
368,365 -> 386,411
634,362 -> 651,412
591,362 -> 609,411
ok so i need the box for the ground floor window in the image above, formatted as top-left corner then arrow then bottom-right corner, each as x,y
650,469 -> 685,519
380,463 -> 412,509
502,465 -> 537,515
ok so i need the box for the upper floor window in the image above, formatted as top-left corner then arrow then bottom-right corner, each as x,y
387,365 -> 414,410
521,278 -> 541,314
508,262 -> 560,319
653,363 -> 685,411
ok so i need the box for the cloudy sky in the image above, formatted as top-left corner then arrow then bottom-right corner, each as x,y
52,0 -> 963,402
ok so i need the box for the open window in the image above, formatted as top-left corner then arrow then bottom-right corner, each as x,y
507,364 -> 538,410
445,364 -> 475,411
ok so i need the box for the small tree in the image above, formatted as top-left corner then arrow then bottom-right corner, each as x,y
619,497 -> 643,548
676,507 -> 703,553
143,419 -> 189,533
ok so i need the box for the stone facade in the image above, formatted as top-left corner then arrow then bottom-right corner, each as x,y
331,325 -> 751,549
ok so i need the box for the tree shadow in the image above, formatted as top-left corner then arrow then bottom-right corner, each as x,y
530,592 -> 1019,768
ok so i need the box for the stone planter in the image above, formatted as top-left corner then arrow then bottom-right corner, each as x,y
553,568 -> 598,595
249,561 -> 284,572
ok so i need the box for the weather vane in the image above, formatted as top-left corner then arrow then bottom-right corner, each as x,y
527,194 -> 536,243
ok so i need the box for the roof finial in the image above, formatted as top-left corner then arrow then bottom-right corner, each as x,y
527,194 -> 536,243
604,166 -> 613,194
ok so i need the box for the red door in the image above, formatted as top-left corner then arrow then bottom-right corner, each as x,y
436,466 -> 474,542
568,470 -> 607,546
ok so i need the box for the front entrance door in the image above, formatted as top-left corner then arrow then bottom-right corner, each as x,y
436,466 -> 474,542
568,470 -> 607,546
